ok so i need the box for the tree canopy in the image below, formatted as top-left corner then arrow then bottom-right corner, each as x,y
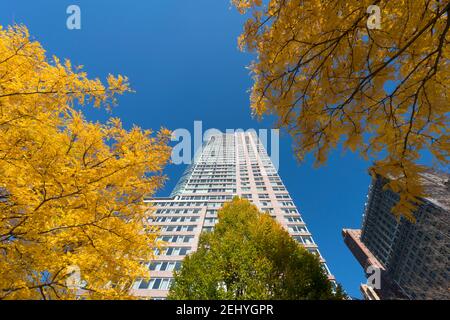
0,25 -> 171,299
233,0 -> 450,221
168,197 -> 345,300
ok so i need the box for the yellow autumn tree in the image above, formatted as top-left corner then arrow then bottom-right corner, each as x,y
0,25 -> 171,299
232,0 -> 450,220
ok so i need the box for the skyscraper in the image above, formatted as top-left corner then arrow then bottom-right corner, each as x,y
131,132 -> 334,299
343,170 -> 450,300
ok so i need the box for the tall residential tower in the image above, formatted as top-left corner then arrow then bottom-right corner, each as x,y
131,132 -> 334,299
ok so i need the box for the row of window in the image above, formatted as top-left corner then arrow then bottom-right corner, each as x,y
285,216 -> 303,222
158,235 -> 194,243
151,216 -> 199,223
187,184 -> 236,188
195,163 -> 235,169
155,208 -> 201,215
160,225 -> 196,232
153,211 -> 300,224
293,235 -> 314,245
190,175 -> 235,179
137,278 -> 173,290
204,217 -> 218,225
288,225 -> 308,233
189,179 -> 236,183
178,195 -> 233,201
188,214 -> 309,226
194,169 -> 235,173
155,202 -> 205,208
154,247 -> 191,256
188,188 -> 237,193
148,261 -> 182,271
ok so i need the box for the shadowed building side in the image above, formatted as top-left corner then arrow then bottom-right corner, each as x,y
344,170 -> 450,300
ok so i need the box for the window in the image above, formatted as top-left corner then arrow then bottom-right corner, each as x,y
159,247 -> 191,256
166,235 -> 181,243
202,226 -> 214,233
204,217 -> 218,225
293,235 -> 313,245
307,248 -> 320,256
283,208 -> 298,214
137,278 -> 173,290
289,225 -> 307,233
152,278 -> 161,289
276,194 -> 290,199
149,261 -> 182,271
161,225 -> 197,232
285,216 -> 302,222
139,279 -> 150,289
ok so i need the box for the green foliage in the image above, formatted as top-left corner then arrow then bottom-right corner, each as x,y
168,197 -> 345,300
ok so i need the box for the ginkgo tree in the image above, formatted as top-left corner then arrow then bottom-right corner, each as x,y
0,25 -> 171,299
232,0 -> 450,221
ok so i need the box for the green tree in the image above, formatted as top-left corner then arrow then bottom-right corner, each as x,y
168,197 -> 344,300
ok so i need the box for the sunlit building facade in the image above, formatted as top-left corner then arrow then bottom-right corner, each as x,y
131,132 -> 334,299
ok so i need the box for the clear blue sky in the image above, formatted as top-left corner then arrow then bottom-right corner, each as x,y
1,0 -> 401,298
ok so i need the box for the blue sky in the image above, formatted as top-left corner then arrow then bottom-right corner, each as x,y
0,0 -> 383,298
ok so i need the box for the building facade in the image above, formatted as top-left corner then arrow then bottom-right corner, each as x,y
131,132 -> 334,298
344,170 -> 450,300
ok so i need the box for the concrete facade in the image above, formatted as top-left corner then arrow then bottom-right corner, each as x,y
131,132 -> 334,299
